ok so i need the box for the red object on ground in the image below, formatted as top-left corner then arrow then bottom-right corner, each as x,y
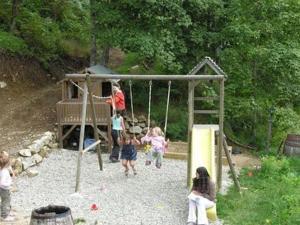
90,204 -> 98,210
247,171 -> 253,177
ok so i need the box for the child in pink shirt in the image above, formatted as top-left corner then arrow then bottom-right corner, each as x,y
141,127 -> 168,168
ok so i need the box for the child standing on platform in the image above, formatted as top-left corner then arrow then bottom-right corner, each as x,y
109,110 -> 126,162
0,151 -> 15,222
120,135 -> 140,176
141,127 -> 168,168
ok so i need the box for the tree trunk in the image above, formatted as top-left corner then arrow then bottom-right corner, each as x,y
99,46 -> 110,66
10,0 -> 21,33
89,0 -> 97,66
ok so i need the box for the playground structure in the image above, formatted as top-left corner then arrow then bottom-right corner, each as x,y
64,57 -> 238,186
59,57 -> 242,222
56,65 -> 116,150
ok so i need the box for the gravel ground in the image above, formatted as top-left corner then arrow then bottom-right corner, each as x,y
12,149 -> 226,225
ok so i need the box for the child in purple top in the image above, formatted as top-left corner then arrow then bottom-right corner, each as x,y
141,127 -> 168,168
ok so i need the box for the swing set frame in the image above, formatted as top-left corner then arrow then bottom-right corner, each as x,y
65,59 -> 240,193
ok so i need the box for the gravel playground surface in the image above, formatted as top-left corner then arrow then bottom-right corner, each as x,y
12,150 -> 190,225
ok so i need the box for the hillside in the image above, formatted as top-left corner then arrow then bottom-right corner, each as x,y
0,54 -> 86,154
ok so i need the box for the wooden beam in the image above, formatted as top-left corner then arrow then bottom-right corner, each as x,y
90,124 -> 109,141
66,74 -> 224,81
75,82 -> 88,192
223,138 -> 241,193
62,125 -> 76,141
87,75 -> 103,171
82,140 -> 101,154
217,79 -> 224,190
187,81 -> 194,187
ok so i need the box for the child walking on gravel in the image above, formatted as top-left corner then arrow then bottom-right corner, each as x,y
141,127 -> 168,168
187,167 -> 216,225
121,135 -> 140,176
0,151 -> 15,222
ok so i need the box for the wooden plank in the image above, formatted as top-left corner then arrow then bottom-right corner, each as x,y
87,74 -> 103,171
82,140 -> 101,153
164,152 -> 187,160
75,81 -> 88,192
194,110 -> 219,114
194,96 -> 219,101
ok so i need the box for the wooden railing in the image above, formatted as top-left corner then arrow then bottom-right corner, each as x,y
57,100 -> 111,125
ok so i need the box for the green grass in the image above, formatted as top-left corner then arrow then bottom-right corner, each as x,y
218,156 -> 300,225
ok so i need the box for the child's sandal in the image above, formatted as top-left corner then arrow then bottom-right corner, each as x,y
124,170 -> 129,176
133,169 -> 137,175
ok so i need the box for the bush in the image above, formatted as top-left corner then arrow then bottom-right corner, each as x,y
18,10 -> 62,63
260,156 -> 290,177
0,31 -> 29,54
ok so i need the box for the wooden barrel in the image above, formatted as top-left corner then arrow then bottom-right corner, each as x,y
30,205 -> 74,225
284,134 -> 300,157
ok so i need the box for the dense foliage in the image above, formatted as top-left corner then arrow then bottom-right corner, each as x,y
0,0 -> 300,147
0,0 -> 90,65
218,156 -> 300,225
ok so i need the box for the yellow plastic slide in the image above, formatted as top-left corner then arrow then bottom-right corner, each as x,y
190,125 -> 218,221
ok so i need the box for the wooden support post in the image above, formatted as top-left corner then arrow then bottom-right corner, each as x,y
86,74 -> 103,171
58,124 -> 63,149
187,81 -> 194,187
62,125 -> 76,141
90,124 -> 108,142
223,138 -> 241,193
75,81 -> 88,192
217,78 -> 224,190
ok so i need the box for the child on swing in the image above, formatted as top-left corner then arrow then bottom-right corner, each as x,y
120,134 -> 140,176
141,127 -> 168,168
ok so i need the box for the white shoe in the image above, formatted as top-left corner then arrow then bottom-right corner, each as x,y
1,215 -> 15,221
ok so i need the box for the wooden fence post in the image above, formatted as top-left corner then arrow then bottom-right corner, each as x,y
75,81 -> 88,192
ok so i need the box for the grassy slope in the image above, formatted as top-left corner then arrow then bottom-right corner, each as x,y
217,156 -> 300,225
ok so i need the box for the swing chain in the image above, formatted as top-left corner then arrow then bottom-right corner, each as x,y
147,80 -> 152,131
164,80 -> 171,137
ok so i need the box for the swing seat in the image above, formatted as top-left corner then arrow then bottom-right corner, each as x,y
207,205 -> 217,221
